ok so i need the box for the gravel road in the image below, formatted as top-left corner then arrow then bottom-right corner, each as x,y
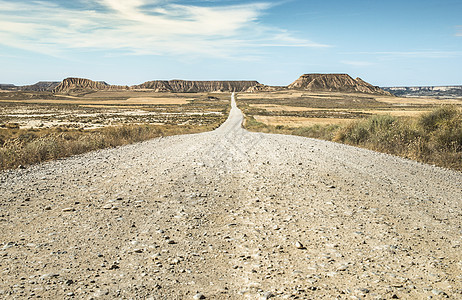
1,94 -> 461,299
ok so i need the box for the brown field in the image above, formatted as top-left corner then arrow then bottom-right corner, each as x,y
0,90 -> 230,170
237,91 -> 462,123
254,115 -> 354,127
125,97 -> 191,104
375,96 -> 462,105
249,104 -> 318,112
0,96 -> 193,105
237,91 -> 462,171
249,104 -> 432,118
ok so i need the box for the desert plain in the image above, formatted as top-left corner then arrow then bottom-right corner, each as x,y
0,88 -> 461,299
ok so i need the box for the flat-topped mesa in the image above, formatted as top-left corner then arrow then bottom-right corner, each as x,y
53,77 -> 128,94
132,80 -> 264,93
288,74 -> 392,95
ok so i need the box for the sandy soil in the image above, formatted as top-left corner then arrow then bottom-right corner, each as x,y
1,94 -> 461,299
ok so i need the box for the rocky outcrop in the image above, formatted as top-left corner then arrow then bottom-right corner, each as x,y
0,84 -> 17,91
51,78 -> 264,94
288,74 -> 392,95
52,78 -> 128,94
132,80 -> 264,93
21,81 -> 60,92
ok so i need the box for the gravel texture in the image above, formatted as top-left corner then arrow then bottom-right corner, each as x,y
1,94 -> 461,299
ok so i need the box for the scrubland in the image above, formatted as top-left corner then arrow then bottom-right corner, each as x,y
0,91 -> 229,170
238,91 -> 462,171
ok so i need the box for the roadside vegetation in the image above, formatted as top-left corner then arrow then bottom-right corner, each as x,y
244,106 -> 462,171
0,123 -> 220,170
0,91 -> 230,170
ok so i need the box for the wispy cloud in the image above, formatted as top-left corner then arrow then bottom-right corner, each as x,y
0,0 -> 328,58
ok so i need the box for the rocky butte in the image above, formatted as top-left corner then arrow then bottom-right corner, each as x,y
4,74 -> 391,95
132,80 -> 266,93
52,78 -> 129,94
51,78 -> 265,94
288,74 -> 392,95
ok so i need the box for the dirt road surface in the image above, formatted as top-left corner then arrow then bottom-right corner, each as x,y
1,94 -> 461,299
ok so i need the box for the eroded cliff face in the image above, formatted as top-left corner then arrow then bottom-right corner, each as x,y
52,78 -> 264,94
288,74 -> 392,95
52,78 -> 128,94
51,75 -> 392,95
132,80 -> 264,93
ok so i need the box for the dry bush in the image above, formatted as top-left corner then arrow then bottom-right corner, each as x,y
334,106 -> 462,170
244,107 -> 462,171
0,124 -> 216,170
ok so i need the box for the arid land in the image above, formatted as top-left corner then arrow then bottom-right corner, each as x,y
0,91 -> 230,130
237,90 -> 462,127
0,94 -> 461,299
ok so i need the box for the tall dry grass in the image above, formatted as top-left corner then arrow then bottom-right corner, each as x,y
0,124 -> 216,170
245,106 -> 462,171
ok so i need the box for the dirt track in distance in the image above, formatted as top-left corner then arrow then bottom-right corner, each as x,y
1,94 -> 461,299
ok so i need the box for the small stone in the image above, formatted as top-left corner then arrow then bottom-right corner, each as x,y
167,239 -> 176,244
295,241 -> 305,249
102,204 -> 112,209
337,265 -> 348,271
134,249 -> 143,253
432,289 -> 448,297
193,293 -> 206,299
263,291 -> 274,299
62,207 -> 75,212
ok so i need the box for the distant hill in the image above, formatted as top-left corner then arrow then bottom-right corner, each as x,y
1,74 -> 399,95
21,81 -> 60,92
288,74 -> 392,95
51,78 -> 266,94
0,84 -> 17,91
133,80 -> 265,93
0,81 -> 60,92
382,86 -> 462,98
52,78 -> 129,94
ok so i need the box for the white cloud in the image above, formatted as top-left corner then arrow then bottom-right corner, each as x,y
0,0 -> 327,58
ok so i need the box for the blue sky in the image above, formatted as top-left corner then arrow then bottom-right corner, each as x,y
1,0 -> 461,86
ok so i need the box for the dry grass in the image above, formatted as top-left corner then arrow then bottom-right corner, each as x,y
250,104 -> 431,117
249,104 -> 318,112
0,98 -> 191,105
0,124 -> 218,170
238,91 -> 462,171
375,96 -> 462,105
125,97 -> 191,104
0,91 -> 230,170
245,107 -> 462,171
254,115 -> 354,127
